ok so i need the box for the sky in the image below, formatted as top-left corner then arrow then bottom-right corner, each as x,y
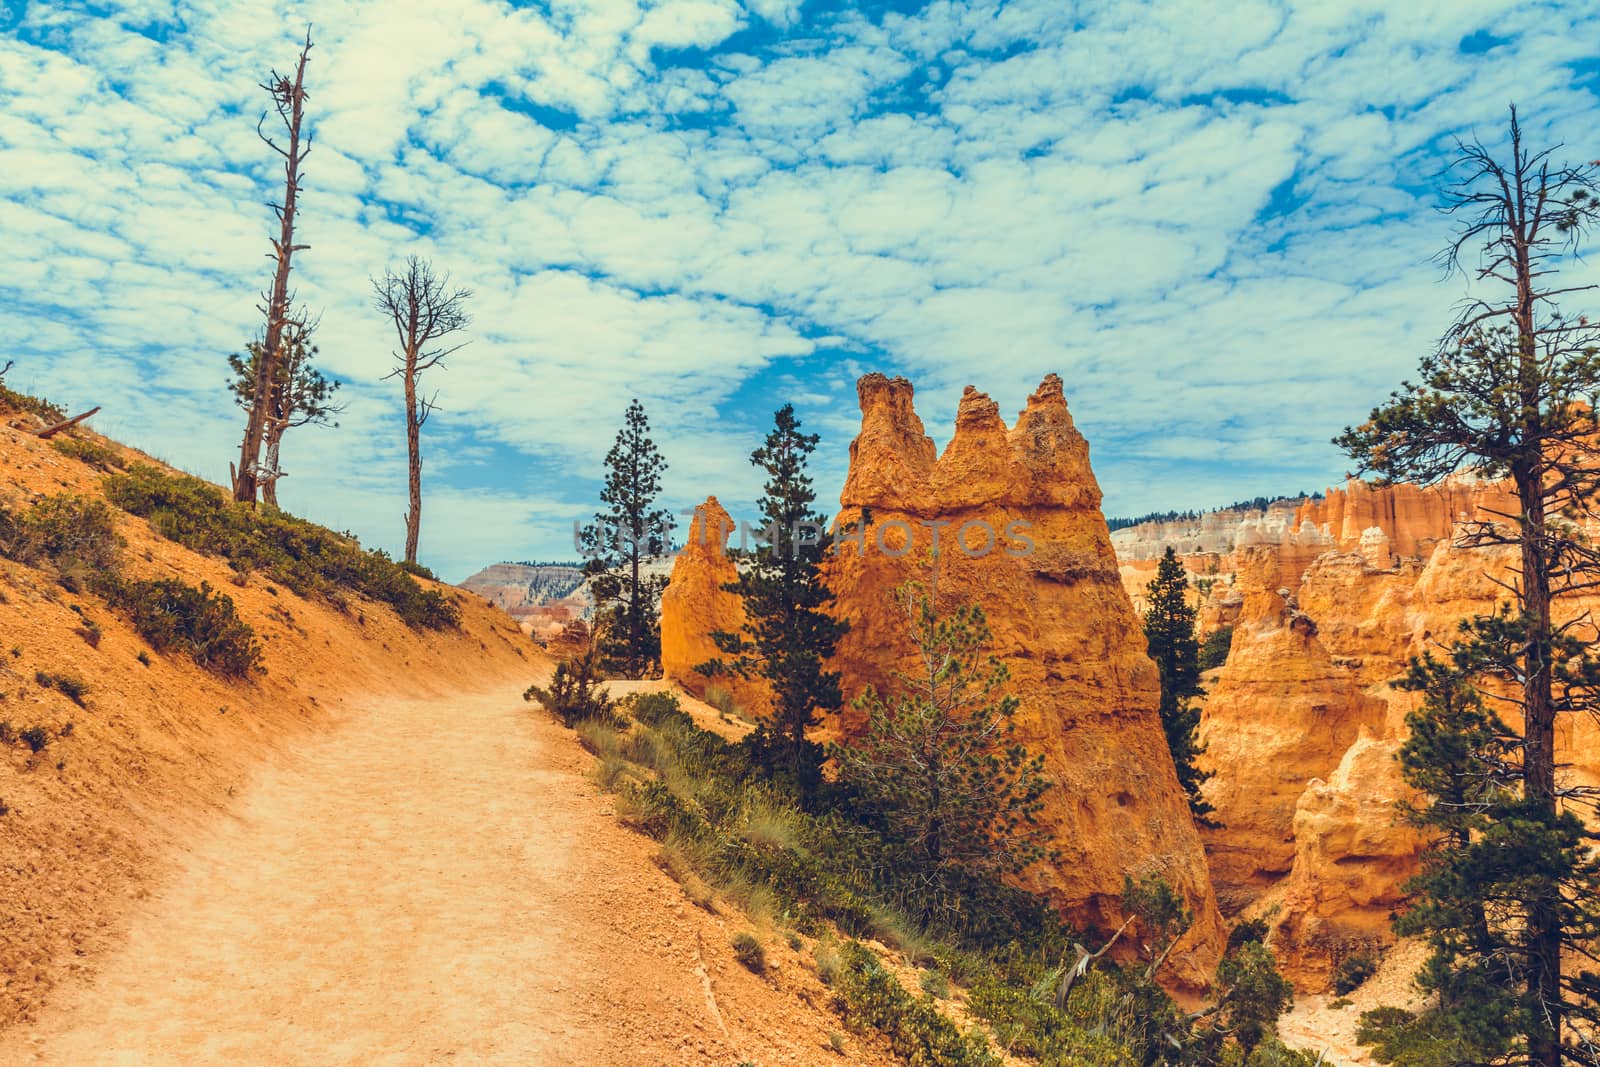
3,0 -> 1598,581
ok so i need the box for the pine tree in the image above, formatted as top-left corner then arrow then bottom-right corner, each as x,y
1339,108 -> 1600,1066
226,319 -> 342,508
579,399 -> 674,678
833,582 -> 1051,922
703,404 -> 847,808
1143,547 -> 1214,823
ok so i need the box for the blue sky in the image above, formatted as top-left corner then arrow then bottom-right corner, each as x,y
3,0 -> 1598,580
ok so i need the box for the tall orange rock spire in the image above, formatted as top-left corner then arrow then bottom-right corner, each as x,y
827,372 -> 1225,983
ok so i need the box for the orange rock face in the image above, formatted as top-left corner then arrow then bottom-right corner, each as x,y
1116,474 -> 1598,988
1197,548 -> 1388,909
659,497 -> 773,715
824,373 -> 1224,983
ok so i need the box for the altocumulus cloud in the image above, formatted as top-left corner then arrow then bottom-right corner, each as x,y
1,0 -> 1597,578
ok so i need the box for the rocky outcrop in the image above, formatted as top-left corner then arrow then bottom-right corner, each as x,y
1121,474 -> 1590,988
826,373 -> 1224,983
1197,548 -> 1388,908
659,497 -> 772,715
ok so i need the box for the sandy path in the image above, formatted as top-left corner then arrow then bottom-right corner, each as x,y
2,684 -> 861,1066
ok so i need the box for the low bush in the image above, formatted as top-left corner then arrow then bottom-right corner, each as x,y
104,465 -> 458,629
732,932 -> 766,973
827,940 -> 1000,1066
103,577 -> 261,678
50,436 -> 124,471
528,645 -> 623,729
34,671 -> 89,706
0,494 -> 121,573
19,726 -> 50,753
0,382 -> 64,422
1332,946 -> 1380,995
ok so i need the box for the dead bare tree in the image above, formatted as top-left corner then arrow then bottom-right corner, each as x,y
233,28 -> 313,505
372,256 -> 471,565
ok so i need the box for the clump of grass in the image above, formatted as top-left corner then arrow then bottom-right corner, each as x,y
103,465 -> 457,629
920,968 -> 950,999
19,726 -> 51,753
655,832 -> 718,912
827,1030 -> 847,1055
136,650 -> 151,667
732,932 -> 766,973
34,671 -> 89,706
76,618 -> 102,648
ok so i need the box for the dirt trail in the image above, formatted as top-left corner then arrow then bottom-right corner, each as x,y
2,684 -> 867,1066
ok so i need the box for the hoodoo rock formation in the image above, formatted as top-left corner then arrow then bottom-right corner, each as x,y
659,497 -> 772,715
823,373 -> 1225,982
1116,474 -> 1600,987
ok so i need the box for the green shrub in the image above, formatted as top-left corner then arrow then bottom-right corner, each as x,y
919,969 -> 949,999
397,559 -> 436,580
103,578 -> 261,678
0,494 -> 121,573
829,941 -> 1000,1066
732,932 -> 766,973
1200,624 -> 1235,670
1332,947 -> 1380,995
34,671 -> 88,706
19,726 -> 50,753
0,382 -> 64,421
627,689 -> 685,728
528,647 -> 622,729
50,436 -> 124,471
104,465 -> 458,629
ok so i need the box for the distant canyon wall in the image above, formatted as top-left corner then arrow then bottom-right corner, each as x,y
1118,474 -> 1600,988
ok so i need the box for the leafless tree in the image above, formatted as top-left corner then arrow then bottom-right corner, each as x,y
233,28 -> 313,505
372,256 -> 471,564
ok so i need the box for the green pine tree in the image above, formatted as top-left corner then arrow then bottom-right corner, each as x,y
1339,108 -> 1600,1067
580,399 -> 674,678
1143,547 -> 1215,824
702,404 -> 847,808
833,582 -> 1052,922
1358,647 -> 1600,1066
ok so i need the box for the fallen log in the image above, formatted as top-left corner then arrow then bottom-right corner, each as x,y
36,406 -> 101,439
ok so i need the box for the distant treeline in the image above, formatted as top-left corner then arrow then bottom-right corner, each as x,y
510,559 -> 585,569
1106,490 -> 1325,533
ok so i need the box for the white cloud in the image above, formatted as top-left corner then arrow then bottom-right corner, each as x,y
3,0 -> 1598,572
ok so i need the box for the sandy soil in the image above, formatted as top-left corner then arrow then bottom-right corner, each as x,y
1277,939 -> 1429,1066
1,682 -> 888,1066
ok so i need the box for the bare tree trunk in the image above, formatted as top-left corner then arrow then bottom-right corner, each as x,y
372,256 -> 470,570
404,368 -> 422,564
235,31 -> 312,505
261,421 -> 286,508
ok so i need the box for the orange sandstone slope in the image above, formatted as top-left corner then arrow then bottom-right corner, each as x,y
0,411 -> 540,1028
833,373 -> 1224,979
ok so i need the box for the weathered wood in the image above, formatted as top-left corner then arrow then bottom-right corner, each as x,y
36,406 -> 101,439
